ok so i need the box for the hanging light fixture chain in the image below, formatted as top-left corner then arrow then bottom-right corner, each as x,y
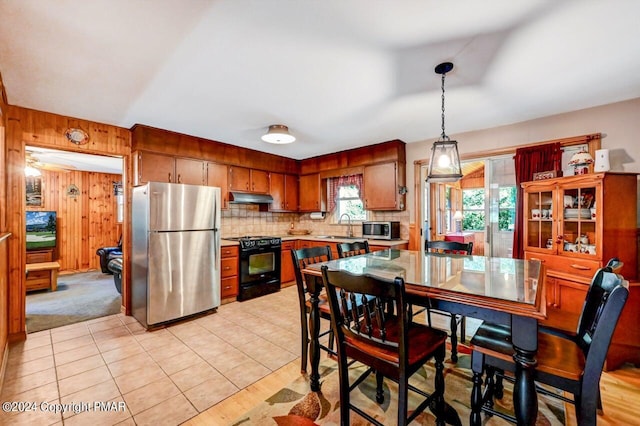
441,72 -> 447,140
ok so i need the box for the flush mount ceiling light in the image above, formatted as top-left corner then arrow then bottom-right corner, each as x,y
427,62 -> 463,183
261,124 -> 296,144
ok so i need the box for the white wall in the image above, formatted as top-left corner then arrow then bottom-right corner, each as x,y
406,97 -> 640,226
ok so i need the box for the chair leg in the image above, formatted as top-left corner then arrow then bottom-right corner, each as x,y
426,307 -> 433,327
338,356 -> 351,426
449,314 -> 458,363
300,313 -> 309,374
397,375 -> 409,426
433,345 -> 446,426
375,371 -> 385,404
459,315 -> 466,343
494,370 -> 504,399
470,351 -> 485,426
483,367 -> 496,414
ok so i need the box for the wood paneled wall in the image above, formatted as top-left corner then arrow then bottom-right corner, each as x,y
27,170 -> 122,272
5,105 -> 131,340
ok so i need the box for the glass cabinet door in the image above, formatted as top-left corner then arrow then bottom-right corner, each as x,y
525,189 -> 554,250
559,184 -> 597,256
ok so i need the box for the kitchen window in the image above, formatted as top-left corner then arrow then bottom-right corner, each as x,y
328,174 -> 367,222
335,184 -> 367,221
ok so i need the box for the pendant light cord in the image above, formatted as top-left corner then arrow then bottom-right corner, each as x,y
440,72 -> 449,141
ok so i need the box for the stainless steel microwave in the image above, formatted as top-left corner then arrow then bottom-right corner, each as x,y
362,221 -> 400,240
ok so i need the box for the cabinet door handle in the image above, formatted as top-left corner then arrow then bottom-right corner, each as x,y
570,264 -> 591,270
168,173 -> 172,182
177,174 -> 182,184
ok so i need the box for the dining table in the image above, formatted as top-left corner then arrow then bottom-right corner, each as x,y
302,249 -> 546,426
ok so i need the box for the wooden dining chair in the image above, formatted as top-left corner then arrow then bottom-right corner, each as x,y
291,245 -> 335,374
419,240 -> 474,362
321,265 -> 449,426
336,240 -> 370,258
468,268 -> 629,426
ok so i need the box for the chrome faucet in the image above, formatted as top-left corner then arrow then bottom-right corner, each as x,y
339,213 -> 353,237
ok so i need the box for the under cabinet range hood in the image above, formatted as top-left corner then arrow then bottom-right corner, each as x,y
229,191 -> 274,204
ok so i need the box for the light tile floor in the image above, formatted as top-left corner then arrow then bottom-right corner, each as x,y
1,285 -> 323,426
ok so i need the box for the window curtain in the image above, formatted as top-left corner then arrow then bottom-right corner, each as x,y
327,174 -> 363,212
512,143 -> 562,259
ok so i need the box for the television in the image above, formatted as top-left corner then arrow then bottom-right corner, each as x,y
26,211 -> 57,250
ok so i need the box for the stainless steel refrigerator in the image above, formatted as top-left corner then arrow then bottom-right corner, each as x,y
131,182 -> 221,328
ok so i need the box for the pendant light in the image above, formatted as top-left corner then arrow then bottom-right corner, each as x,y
261,124 -> 296,144
427,62 -> 462,183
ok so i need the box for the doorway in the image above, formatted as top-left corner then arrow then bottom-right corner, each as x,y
24,146 -> 124,332
421,156 -> 516,257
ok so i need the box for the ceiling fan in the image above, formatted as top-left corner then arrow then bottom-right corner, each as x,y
25,151 -> 76,173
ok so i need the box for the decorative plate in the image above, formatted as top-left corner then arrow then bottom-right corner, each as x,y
64,128 -> 89,145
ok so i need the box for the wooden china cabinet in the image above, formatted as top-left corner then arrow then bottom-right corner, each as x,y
522,172 -> 639,369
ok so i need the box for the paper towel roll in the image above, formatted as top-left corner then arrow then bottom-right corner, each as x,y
309,212 -> 325,220
594,149 -> 610,172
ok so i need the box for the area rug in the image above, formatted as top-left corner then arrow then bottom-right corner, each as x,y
232,353 -> 565,425
26,271 -> 122,333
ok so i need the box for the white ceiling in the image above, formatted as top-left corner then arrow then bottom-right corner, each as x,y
2,0 -> 640,161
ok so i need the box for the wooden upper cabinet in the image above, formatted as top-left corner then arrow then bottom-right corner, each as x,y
135,151 -> 204,185
228,166 -> 251,191
206,162 -> 229,209
299,173 -> 326,212
269,173 -> 299,212
228,166 -> 270,193
284,174 -> 299,211
363,162 -> 405,211
251,169 -> 270,193
175,158 -> 205,185
135,151 -> 175,185
269,172 -> 285,210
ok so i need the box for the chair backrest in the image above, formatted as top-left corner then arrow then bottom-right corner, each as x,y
337,240 -> 370,258
574,257 -> 623,338
321,265 -> 409,373
576,267 -> 628,353
605,257 -> 623,274
425,240 -> 473,255
291,245 -> 333,296
579,273 -> 628,384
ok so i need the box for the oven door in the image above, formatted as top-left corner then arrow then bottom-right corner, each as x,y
239,248 -> 281,285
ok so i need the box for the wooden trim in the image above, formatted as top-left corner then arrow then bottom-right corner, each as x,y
413,133 -> 601,166
318,166 -> 364,179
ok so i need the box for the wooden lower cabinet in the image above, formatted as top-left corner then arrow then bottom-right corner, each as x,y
220,246 -> 239,300
281,241 -> 296,285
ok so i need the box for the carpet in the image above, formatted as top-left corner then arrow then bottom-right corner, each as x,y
26,271 -> 122,333
232,353 -> 565,425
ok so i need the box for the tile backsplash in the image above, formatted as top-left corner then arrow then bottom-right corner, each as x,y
221,204 -> 409,240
